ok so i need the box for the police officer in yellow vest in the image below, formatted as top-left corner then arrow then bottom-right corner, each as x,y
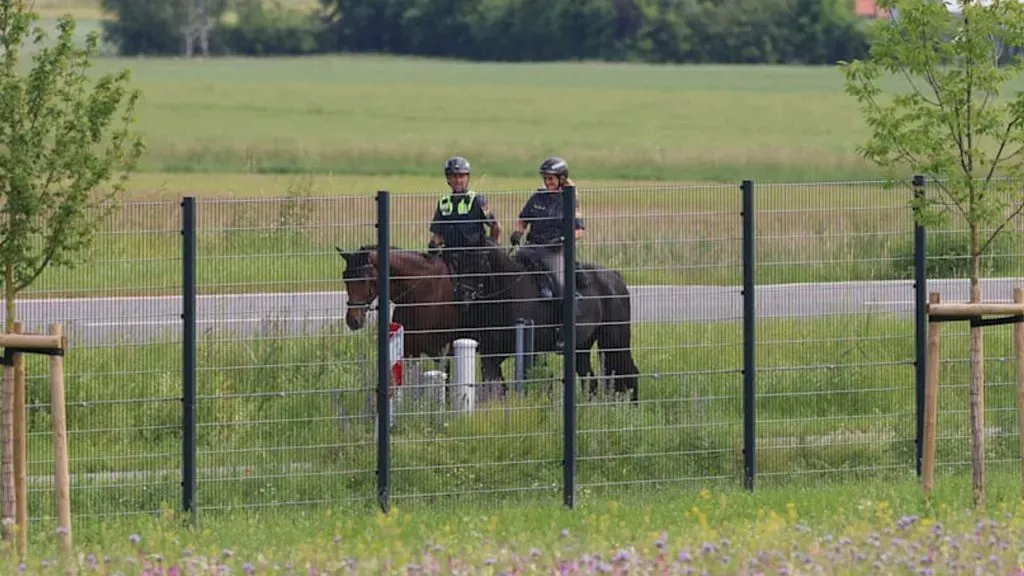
428,156 -> 502,302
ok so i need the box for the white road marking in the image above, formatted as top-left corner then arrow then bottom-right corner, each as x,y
84,315 -> 347,327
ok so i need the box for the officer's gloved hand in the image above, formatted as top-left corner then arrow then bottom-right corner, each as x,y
510,231 -> 522,246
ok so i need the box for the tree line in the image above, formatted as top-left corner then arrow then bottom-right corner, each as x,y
99,0 -> 872,64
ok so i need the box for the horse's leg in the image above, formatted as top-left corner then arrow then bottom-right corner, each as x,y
576,348 -> 595,401
480,352 -> 506,399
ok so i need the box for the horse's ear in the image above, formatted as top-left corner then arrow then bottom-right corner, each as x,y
335,246 -> 350,262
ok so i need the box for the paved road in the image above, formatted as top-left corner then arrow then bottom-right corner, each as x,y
11,277 -> 1024,346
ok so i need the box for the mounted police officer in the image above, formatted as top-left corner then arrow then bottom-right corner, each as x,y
428,156 -> 501,302
509,156 -> 585,349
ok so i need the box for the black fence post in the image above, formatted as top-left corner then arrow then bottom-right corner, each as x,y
562,185 -> 578,509
181,196 -> 197,524
376,190 -> 391,514
913,175 -> 927,477
741,180 -> 756,492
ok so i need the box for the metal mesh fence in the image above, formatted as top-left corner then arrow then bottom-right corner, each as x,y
569,184 -> 743,494
387,189 -> 563,503
752,180 -> 920,485
193,196 -> 378,512
21,200 -> 183,524
10,177 -> 1023,521
922,179 -> 1024,477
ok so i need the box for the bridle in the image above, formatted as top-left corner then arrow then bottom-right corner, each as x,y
345,264 -> 379,312
344,262 -> 432,312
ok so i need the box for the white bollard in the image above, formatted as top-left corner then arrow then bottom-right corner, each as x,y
422,369 -> 448,409
452,338 -> 477,413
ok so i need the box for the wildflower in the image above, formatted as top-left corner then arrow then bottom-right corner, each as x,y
678,551 -> 693,563
129,534 -> 141,544
898,515 -> 920,530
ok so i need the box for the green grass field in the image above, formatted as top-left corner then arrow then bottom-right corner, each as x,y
7,472 -> 1024,575
21,180 -> 1023,298
11,313 -> 1019,519
4,13 -> 1024,564
14,53 -> 943,186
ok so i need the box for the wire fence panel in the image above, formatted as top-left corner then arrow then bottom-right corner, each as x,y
193,195 -> 378,512
924,181 -> 1024,477
753,181 -> 919,485
17,176 -> 1022,521
385,188 -> 564,504
23,200 -> 183,524
572,184 -> 744,494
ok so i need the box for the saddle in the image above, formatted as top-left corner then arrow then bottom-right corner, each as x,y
513,251 -> 588,296
443,249 -> 490,302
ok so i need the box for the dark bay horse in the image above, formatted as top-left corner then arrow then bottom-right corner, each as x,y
464,245 -> 640,403
336,245 -> 462,363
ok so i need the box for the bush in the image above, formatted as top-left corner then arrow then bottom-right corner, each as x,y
221,0 -> 324,56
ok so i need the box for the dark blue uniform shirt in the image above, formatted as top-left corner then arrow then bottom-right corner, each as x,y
518,190 -> 585,246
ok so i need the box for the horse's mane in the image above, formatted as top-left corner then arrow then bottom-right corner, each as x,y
484,245 -> 529,274
355,244 -> 432,261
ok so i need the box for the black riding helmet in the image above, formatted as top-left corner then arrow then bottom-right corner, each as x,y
445,156 -> 472,175
539,156 -> 568,178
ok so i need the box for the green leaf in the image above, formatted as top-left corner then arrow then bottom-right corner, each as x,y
0,3 -> 146,326
838,0 -> 1024,290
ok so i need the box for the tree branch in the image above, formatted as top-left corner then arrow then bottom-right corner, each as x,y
903,70 -> 940,107
984,117 -> 1020,182
14,248 -> 53,294
924,69 -> 971,178
977,197 -> 1024,255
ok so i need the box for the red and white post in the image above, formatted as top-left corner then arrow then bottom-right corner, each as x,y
388,322 -> 404,427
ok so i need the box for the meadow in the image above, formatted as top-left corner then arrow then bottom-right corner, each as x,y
23,181 -> 1024,299
5,11 -> 1024,569
9,470 -> 1024,574
12,308 -> 1022,520
14,53 -> 943,185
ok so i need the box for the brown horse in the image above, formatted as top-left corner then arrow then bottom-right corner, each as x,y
336,244 -> 462,364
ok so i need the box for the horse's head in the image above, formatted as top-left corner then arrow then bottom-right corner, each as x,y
336,245 -> 378,331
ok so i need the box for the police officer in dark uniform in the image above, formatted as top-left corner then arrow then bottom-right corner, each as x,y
509,156 -> 585,349
428,156 -> 501,302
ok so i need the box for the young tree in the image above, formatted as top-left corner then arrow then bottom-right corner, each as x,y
0,0 -> 145,537
839,0 -> 1024,508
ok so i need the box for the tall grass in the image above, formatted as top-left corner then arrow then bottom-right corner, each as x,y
16,309 -> 1022,520
24,180 -> 1024,298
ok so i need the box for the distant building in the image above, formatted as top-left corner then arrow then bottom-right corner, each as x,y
854,0 -> 889,18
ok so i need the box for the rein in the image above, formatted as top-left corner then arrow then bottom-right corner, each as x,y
345,263 -> 435,311
473,247 -> 530,301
